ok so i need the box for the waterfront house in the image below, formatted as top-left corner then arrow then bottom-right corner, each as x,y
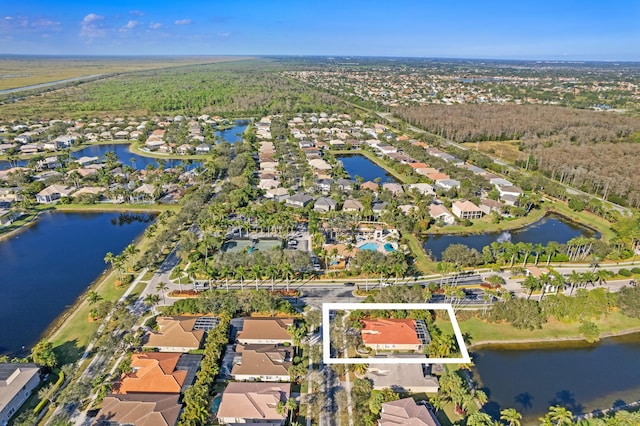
360,181 -> 379,192
379,397 -> 441,426
216,382 -> 291,426
231,344 -> 293,382
92,393 -> 181,426
382,182 -> 404,196
35,184 -> 74,204
428,203 -> 455,225
452,200 -> 483,220
435,179 -> 461,191
0,363 -> 40,425
407,183 -> 435,196
237,318 -> 294,345
360,318 -> 427,352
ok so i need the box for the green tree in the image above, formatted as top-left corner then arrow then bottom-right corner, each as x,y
500,407 -> 523,426
31,340 -> 58,369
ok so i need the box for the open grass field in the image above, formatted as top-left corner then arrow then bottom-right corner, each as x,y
0,55 -> 252,91
462,140 -> 527,164
436,310 -> 640,348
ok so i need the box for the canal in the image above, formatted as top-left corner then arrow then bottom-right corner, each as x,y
337,154 -> 399,184
214,119 -> 250,144
424,214 -> 597,260
0,211 -> 154,356
473,334 -> 640,424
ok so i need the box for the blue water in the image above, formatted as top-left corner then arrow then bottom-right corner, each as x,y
0,143 -> 200,171
359,242 -> 379,251
383,243 -> 396,252
337,154 -> 399,184
475,334 -> 640,424
424,214 -> 596,260
214,119 -> 250,144
211,394 -> 222,414
0,211 -> 154,356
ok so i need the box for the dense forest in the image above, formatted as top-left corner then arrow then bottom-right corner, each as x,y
0,60 -> 347,120
396,105 -> 640,205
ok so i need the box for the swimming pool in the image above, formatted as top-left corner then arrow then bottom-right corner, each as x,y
383,243 -> 396,252
211,394 -> 222,414
359,242 -> 379,251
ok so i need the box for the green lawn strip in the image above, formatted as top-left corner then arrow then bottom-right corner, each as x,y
403,232 -> 437,273
544,199 -> 616,241
128,142 -> 213,161
425,207 -> 546,236
436,311 -> 640,347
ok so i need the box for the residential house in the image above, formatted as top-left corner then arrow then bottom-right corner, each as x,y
479,198 -> 503,215
314,197 -> 337,212
92,393 -> 181,426
372,202 -> 388,216
112,352 -> 201,395
237,318 -> 294,345
336,178 -> 355,192
75,156 -> 100,167
360,181 -> 379,192
176,144 -> 194,155
143,316 -> 206,352
428,203 -> 455,225
35,184 -> 74,204
265,187 -> 290,202
308,158 -> 332,171
131,184 -> 157,203
407,183 -> 435,196
195,143 -> 212,154
216,382 -> 291,426
0,363 -> 40,425
367,361 -> 439,393
342,198 -> 364,213
315,178 -> 334,192
497,185 -> 523,198
231,344 -> 293,382
382,183 -> 404,196
285,193 -> 313,209
435,179 -> 461,191
489,177 -> 513,187
426,172 -> 450,182
360,318 -> 427,352
452,200 -> 483,220
379,397 -> 441,426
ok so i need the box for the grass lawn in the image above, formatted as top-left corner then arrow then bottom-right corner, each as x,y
426,207 -> 546,236
436,310 -> 640,347
404,232 -> 438,273
544,199 -> 616,241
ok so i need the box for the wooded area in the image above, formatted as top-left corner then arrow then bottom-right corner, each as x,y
395,104 -> 640,205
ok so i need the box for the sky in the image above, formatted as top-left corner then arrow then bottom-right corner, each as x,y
1,0 -> 639,61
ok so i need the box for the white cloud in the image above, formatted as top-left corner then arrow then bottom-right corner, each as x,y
174,19 -> 191,25
129,10 -> 145,17
149,22 -> 162,29
0,15 -> 61,33
120,20 -> 138,32
80,13 -> 106,40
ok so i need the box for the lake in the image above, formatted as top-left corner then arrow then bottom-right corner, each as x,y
337,154 -> 399,183
0,211 -> 154,356
214,119 -> 250,144
424,214 -> 596,260
0,143 -> 199,171
473,334 -> 640,424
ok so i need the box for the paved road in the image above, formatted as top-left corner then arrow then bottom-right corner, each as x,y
0,74 -> 105,95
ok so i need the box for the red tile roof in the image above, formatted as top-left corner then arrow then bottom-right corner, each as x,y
360,319 -> 420,345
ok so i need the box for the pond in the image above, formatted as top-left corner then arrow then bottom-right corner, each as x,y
423,214 -> 597,260
473,334 -> 640,424
213,119 -> 250,144
0,211 -> 154,356
337,154 -> 399,184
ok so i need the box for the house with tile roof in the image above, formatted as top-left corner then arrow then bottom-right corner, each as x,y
237,318 -> 294,345
231,344 -> 293,382
112,352 -> 201,395
378,397 -> 440,426
360,319 -> 426,352
92,393 -> 181,426
452,200 -> 483,220
35,184 -> 75,203
216,382 -> 291,426
143,316 -> 206,352
367,360 -> 439,393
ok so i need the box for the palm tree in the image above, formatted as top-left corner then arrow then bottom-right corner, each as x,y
567,270 -> 583,295
251,264 -> 262,291
156,282 -> 169,304
266,265 -> 279,291
522,275 -> 541,299
235,265 -> 246,291
353,363 -> 368,376
286,397 -> 298,424
104,252 -> 116,269
143,293 -> 160,312
280,263 -> 294,292
533,243 -> 545,266
87,290 -> 102,306
521,242 -> 533,267
546,241 -> 560,266
548,405 -> 573,425
500,407 -> 523,426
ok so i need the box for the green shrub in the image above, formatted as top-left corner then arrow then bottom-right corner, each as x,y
619,269 -> 632,277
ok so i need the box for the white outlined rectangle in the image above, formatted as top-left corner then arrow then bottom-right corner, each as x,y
322,302 -> 471,364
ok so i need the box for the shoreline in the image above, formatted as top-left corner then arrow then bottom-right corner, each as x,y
469,326 -> 640,350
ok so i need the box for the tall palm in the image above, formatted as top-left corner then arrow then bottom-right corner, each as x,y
533,243 -> 545,266
522,275 -> 541,299
235,266 -> 246,291
156,282 -> 169,304
251,264 -> 262,291
567,270 -> 583,295
546,241 -> 560,266
280,263 -> 294,292
143,293 -> 160,312
548,405 -> 573,425
500,407 -> 523,426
